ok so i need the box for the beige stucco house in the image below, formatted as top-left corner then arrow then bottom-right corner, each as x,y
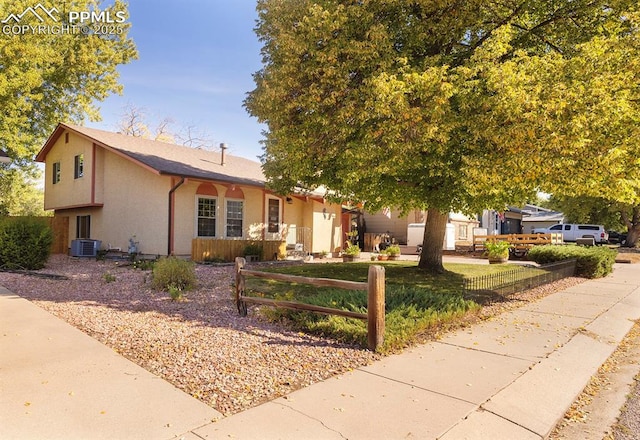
36,123 -> 343,259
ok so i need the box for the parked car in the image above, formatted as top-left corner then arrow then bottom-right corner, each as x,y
607,230 -> 627,245
532,224 -> 609,244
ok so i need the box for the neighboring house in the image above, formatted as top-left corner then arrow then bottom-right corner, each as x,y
521,211 -> 564,233
361,209 -> 479,250
481,204 -> 563,235
362,208 -> 425,245
36,123 -> 343,259
482,207 -> 524,235
448,212 -> 481,244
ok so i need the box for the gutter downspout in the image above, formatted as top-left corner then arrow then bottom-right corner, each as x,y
168,177 -> 185,255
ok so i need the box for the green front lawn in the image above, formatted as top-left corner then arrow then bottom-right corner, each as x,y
245,261 -> 522,352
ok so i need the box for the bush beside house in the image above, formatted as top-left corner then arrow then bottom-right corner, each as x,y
0,217 -> 53,270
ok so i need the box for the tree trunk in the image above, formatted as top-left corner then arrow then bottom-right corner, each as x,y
625,224 -> 640,248
621,206 -> 640,248
417,208 -> 448,273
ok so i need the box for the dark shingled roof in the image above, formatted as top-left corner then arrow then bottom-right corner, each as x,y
37,123 -> 266,187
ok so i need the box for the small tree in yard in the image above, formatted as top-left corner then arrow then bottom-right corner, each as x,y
246,0 -> 640,272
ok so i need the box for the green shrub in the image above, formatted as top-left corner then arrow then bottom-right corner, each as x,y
386,245 -> 401,256
203,255 -> 227,264
167,284 -> 184,301
102,271 -> 116,283
527,245 -> 617,278
151,257 -> 196,293
484,240 -> 510,259
132,258 -> 156,271
242,243 -> 263,259
0,217 -> 53,270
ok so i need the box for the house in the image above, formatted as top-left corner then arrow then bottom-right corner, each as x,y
481,204 -> 564,235
0,149 -> 10,163
35,123 -> 343,260
360,209 -> 479,251
521,211 -> 564,233
481,207 -> 525,235
361,208 -> 425,245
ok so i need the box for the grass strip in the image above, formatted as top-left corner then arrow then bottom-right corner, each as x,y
245,262 -> 522,352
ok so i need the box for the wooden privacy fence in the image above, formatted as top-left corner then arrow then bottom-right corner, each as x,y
192,239 -> 286,262
234,257 -> 385,350
473,233 -> 563,254
49,216 -> 69,254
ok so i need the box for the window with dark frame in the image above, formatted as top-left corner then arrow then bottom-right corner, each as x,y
197,197 -> 217,237
74,154 -> 84,179
76,215 -> 90,239
226,200 -> 243,238
268,198 -> 280,233
53,162 -> 61,184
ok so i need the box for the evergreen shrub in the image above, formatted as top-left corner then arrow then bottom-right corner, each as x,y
527,245 -> 617,279
0,217 -> 53,270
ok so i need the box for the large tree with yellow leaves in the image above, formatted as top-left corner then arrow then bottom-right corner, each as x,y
246,0 -> 640,271
0,0 -> 137,215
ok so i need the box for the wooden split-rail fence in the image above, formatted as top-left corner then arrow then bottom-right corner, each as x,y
473,233 -> 563,255
234,257 -> 385,350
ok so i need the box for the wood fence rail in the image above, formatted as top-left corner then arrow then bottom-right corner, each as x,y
473,233 -> 563,253
234,257 -> 385,351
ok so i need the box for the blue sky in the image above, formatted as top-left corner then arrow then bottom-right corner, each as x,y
89,1 -> 265,160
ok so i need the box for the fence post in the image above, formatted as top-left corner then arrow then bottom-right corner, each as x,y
235,257 -> 247,316
367,265 -> 385,351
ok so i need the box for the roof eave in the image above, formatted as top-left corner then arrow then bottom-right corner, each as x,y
158,171 -> 265,189
35,123 -> 67,162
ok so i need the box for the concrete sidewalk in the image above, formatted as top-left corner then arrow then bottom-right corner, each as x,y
2,264 -> 639,439
0,286 -> 222,440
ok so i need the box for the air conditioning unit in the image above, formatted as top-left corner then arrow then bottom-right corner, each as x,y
70,239 -> 101,257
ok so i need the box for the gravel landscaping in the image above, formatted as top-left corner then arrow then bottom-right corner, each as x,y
0,255 -> 585,416
614,369 -> 640,440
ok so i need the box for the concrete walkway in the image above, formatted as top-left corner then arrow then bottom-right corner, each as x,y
2,264 -> 639,440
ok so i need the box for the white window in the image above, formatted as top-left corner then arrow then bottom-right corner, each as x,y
458,225 -> 468,240
226,200 -> 244,238
197,197 -> 217,237
53,162 -> 61,184
74,154 -> 84,179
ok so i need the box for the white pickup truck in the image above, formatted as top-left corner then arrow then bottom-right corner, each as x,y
532,224 -> 609,244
